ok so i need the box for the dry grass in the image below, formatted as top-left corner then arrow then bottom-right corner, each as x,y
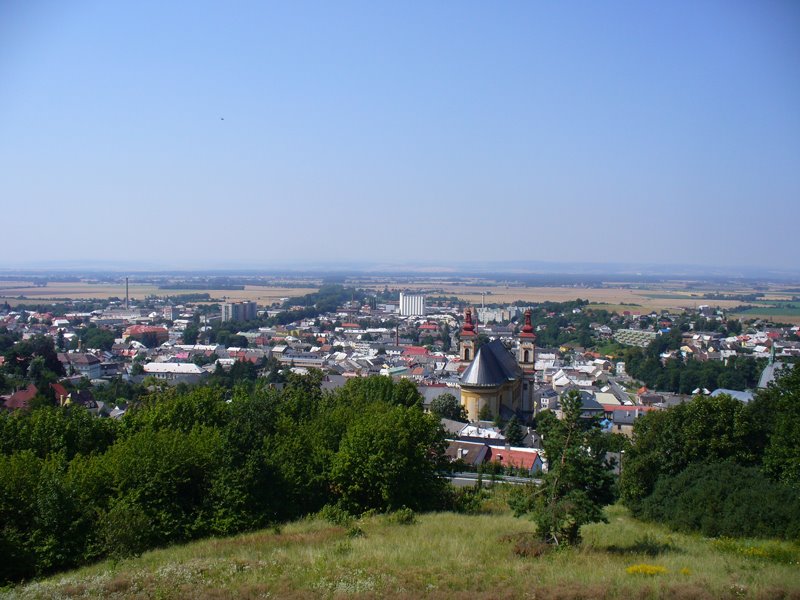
6,502 -> 799,599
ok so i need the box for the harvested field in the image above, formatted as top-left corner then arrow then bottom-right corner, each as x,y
0,282 -> 317,305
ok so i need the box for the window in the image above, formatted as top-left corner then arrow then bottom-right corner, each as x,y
464,348 -> 470,361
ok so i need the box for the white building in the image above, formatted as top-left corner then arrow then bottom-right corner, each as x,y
399,292 -> 425,317
142,362 -> 206,384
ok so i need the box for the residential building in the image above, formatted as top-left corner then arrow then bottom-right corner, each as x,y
399,292 -> 425,317
142,362 -> 206,384
221,301 -> 258,322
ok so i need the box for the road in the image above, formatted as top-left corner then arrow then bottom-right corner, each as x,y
446,472 -> 541,488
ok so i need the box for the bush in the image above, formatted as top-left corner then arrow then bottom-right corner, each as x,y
386,507 -> 416,525
318,503 -> 354,527
639,461 -> 800,539
451,486 -> 490,515
101,499 -> 157,558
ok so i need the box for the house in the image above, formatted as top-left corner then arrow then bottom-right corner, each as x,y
485,446 -> 544,474
142,362 -> 205,384
445,440 -> 490,467
608,406 -> 658,436
1,384 -> 39,410
550,389 -> 605,420
66,353 -> 103,380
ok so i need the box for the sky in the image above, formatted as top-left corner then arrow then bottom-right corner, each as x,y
1,1 -> 799,272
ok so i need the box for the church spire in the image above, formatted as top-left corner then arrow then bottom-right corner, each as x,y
520,308 -> 535,339
462,307 -> 476,336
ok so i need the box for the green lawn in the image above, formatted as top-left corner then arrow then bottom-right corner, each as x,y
4,496 -> 799,599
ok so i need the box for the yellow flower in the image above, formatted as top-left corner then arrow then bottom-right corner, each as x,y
626,564 -> 668,576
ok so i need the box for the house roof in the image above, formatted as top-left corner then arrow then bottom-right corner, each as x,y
445,440 -> 489,466
486,446 -> 542,471
2,384 -> 38,410
710,388 -> 754,403
460,339 -> 522,388
143,362 -> 203,374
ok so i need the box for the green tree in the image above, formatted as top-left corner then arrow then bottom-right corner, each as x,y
182,325 -> 199,345
752,365 -> 800,488
430,393 -> 466,421
620,393 -> 753,509
504,416 -> 525,446
512,391 -> 616,545
330,404 -> 449,513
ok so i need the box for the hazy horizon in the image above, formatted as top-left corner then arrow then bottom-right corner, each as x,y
2,1 -> 798,269
1,258 -> 799,281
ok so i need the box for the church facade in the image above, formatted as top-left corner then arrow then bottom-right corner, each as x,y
458,308 -> 537,422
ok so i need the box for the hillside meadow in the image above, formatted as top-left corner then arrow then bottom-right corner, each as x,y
5,501 -> 798,600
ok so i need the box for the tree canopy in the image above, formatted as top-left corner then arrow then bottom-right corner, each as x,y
0,374 -> 451,584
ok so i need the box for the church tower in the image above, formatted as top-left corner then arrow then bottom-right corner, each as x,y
518,309 -> 536,370
460,307 -> 476,362
518,308 -> 537,412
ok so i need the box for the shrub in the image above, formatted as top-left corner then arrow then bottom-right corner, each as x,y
318,503 -> 354,527
386,507 -> 416,525
639,461 -> 800,539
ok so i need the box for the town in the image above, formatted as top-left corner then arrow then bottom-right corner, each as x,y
2,276 -> 797,476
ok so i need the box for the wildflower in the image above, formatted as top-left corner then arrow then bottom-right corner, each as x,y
626,564 -> 668,576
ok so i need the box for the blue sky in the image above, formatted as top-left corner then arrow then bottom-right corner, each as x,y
1,1 -> 798,271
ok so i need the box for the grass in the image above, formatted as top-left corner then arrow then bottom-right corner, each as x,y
4,498 -> 800,600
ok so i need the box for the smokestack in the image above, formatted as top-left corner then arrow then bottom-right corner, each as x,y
125,277 -> 129,310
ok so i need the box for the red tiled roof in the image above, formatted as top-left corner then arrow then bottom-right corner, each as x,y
124,325 -> 168,335
2,384 -> 38,410
486,447 -> 541,471
402,346 -> 428,356
50,383 -> 69,400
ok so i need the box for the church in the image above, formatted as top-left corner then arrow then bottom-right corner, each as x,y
458,307 -> 536,422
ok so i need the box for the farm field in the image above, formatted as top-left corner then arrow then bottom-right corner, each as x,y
8,502 -> 799,599
368,283 -> 756,312
2,277 -> 798,321
0,281 -> 317,306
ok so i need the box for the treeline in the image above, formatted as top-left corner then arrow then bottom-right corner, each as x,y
621,366 -> 800,539
524,300 -> 617,349
283,284 -> 367,313
0,374 -> 451,584
624,328 -> 762,393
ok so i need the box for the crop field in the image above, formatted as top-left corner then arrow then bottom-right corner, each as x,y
0,281 -> 317,306
2,277 -> 798,321
370,283 -> 756,312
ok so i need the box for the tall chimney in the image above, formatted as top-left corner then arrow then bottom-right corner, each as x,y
125,277 -> 129,310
